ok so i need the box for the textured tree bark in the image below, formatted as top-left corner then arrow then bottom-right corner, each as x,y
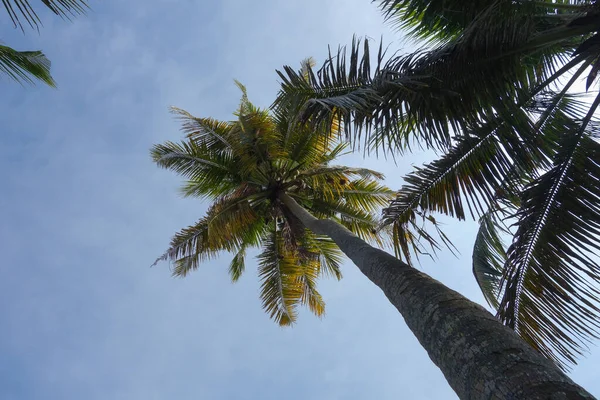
279,192 -> 595,400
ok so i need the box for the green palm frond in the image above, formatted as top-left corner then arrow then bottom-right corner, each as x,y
0,45 -> 55,86
151,140 -> 242,199
307,195 -> 386,246
153,218 -> 215,276
338,178 -> 395,210
498,93 -> 600,369
156,185 -> 267,277
170,107 -> 233,153
229,246 -> 246,282
3,0 -> 88,30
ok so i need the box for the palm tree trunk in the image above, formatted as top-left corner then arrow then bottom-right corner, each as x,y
279,192 -> 595,400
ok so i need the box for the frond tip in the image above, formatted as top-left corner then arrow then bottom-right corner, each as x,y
0,45 -> 55,86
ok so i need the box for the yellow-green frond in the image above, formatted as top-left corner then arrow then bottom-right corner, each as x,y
258,228 -> 304,326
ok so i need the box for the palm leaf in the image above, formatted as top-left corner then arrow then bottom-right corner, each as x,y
297,258 -> 326,317
274,1 -> 591,153
377,0 -> 591,43
228,246 -> 246,282
302,234 -> 343,280
170,107 -> 233,154
384,109 -> 536,222
258,228 -> 304,326
3,0 -> 88,30
472,210 -> 511,310
498,93 -> 600,369
0,45 -> 55,86
152,218 -> 215,276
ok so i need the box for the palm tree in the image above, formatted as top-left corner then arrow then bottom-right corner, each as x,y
152,82 -> 394,325
153,83 -> 595,399
1,0 -> 89,86
275,0 -> 600,373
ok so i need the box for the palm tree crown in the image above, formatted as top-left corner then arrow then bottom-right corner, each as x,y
275,0 -> 600,369
152,83 -> 394,326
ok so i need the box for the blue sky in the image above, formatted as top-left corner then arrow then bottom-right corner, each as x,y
1,1 -> 598,399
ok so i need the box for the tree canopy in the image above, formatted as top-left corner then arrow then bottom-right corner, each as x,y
152,82 -> 394,325
275,0 -> 600,369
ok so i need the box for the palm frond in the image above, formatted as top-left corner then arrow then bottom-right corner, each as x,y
151,140 -> 242,199
0,45 -> 55,86
308,196 -> 387,246
498,93 -> 600,369
384,107 -> 537,225
473,210 -> 512,309
258,228 -> 303,326
229,246 -> 246,282
300,233 -> 344,280
275,0 -> 593,153
297,258 -> 326,317
274,33 -> 565,153
3,0 -> 88,30
170,107 -> 233,153
152,218 -> 216,276
2,0 -> 89,30
377,0 -> 591,43
377,0 -> 498,42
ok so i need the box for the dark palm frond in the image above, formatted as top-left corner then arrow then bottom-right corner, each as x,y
377,0 -> 592,43
275,38 -> 457,152
3,0 -> 88,30
384,107 -> 537,226
571,32 -> 600,90
377,0 -> 499,42
384,88 -> 592,266
389,212 -> 448,265
498,93 -> 600,369
274,26 -> 575,155
0,45 -> 55,86
229,246 -> 246,282
274,0 -> 598,157
471,161 -> 530,308
473,210 -> 512,310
